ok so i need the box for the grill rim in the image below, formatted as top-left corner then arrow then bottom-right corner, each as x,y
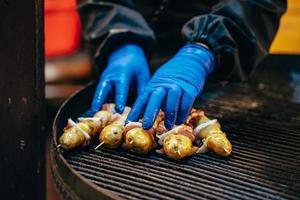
51,81 -> 300,200
51,81 -> 123,200
50,140 -> 122,200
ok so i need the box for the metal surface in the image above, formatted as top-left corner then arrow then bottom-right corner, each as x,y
51,56 -> 300,200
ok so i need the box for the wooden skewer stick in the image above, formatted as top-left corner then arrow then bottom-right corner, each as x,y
177,150 -> 181,156
57,144 -> 61,148
94,141 -> 105,150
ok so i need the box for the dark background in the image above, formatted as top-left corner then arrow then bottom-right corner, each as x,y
0,0 -> 45,199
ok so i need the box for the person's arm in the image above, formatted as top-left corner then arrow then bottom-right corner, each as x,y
182,0 -> 287,81
78,1 -> 155,114
78,0 -> 156,68
126,0 -> 287,130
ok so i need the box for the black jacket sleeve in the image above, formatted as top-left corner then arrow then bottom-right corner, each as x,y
78,0 -> 156,68
181,0 -> 287,81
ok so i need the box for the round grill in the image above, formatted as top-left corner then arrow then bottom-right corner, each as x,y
52,81 -> 300,200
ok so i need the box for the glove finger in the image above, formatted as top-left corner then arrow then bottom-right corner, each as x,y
142,88 -> 166,130
136,70 -> 150,95
176,92 -> 196,125
91,81 -> 112,112
164,87 -> 182,130
115,78 -> 130,113
137,82 -> 147,96
125,91 -> 150,124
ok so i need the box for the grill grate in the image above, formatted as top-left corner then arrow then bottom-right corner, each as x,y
61,82 -> 300,200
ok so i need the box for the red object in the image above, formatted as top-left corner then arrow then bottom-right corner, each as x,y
45,0 -> 81,58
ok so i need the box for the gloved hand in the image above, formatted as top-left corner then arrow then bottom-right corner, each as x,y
90,43 -> 150,114
126,43 -> 215,130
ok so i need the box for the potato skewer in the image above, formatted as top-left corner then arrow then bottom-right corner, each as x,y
122,122 -> 156,154
121,111 -> 164,154
58,110 -> 113,150
96,111 -> 129,150
156,125 -> 198,160
187,110 -> 232,156
101,103 -> 131,114
58,102 -> 232,159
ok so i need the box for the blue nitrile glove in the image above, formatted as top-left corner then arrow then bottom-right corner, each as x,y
90,43 -> 150,114
126,43 -> 215,130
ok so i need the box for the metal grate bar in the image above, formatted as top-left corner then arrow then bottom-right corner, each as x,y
60,82 -> 300,200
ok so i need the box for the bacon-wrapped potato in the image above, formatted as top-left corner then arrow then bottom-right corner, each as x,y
99,123 -> 123,149
58,109 -> 113,150
187,110 -> 232,156
157,125 -> 197,160
59,121 -> 90,149
95,104 -> 131,149
123,122 -> 156,154
97,112 -> 129,149
59,103 -> 232,159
